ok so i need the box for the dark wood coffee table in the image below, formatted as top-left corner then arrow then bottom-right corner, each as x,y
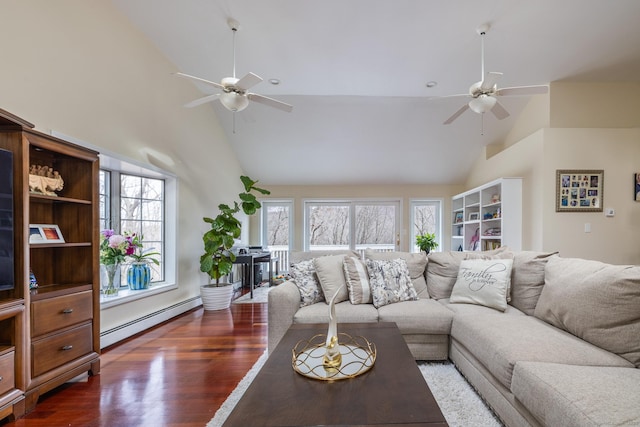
223,322 -> 448,426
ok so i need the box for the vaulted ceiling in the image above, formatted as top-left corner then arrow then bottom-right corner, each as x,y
112,0 -> 640,185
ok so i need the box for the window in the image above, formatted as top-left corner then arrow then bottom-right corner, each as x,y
410,199 -> 442,252
98,155 -> 177,306
261,200 -> 293,270
304,200 -> 399,254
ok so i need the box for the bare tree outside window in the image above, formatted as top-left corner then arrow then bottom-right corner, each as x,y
411,200 -> 441,253
355,204 -> 395,249
266,205 -> 289,246
308,205 -> 350,248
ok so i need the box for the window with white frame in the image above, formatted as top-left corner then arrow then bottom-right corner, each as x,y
261,200 -> 293,270
304,200 -> 399,254
410,199 -> 442,253
98,155 -> 177,304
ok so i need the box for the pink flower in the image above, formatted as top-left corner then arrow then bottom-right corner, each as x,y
108,234 -> 126,248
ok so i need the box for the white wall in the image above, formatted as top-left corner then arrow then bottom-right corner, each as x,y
0,1 -> 244,333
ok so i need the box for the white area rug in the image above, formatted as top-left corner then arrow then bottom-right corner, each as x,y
207,352 -> 503,427
232,285 -> 272,304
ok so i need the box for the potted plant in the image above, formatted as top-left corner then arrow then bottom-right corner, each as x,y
99,230 -> 135,297
416,232 -> 439,255
125,233 -> 160,290
199,175 -> 270,310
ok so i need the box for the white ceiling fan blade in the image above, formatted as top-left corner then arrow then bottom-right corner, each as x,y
174,72 -> 224,90
496,85 -> 549,97
480,72 -> 503,92
235,72 -> 263,91
247,93 -> 293,112
184,93 -> 220,108
427,93 -> 470,101
491,100 -> 510,120
443,104 -> 470,125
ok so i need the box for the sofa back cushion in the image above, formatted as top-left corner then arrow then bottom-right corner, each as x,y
290,250 -> 358,265
364,249 -> 428,297
426,247 -> 510,300
534,256 -> 640,367
510,251 -> 559,315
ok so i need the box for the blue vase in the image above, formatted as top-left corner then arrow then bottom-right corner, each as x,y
127,262 -> 151,290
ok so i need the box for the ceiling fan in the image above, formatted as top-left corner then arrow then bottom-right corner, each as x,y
438,23 -> 548,125
175,18 -> 293,114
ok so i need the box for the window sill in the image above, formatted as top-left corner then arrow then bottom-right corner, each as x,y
100,282 -> 178,309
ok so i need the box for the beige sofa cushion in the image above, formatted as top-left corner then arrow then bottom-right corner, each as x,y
439,298 -> 526,316
426,248 -> 510,300
451,314 -> 633,389
509,251 -> 558,315
313,254 -> 349,304
512,362 -> 640,427
450,258 -> 513,312
293,300 -> 378,324
535,256 -> 640,367
365,249 -> 428,297
377,298 -> 453,335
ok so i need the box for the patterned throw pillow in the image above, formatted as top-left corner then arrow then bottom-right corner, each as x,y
450,258 -> 513,312
343,256 -> 372,304
366,258 -> 418,308
289,259 -> 325,307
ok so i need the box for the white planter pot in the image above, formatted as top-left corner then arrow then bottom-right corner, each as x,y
200,284 -> 233,311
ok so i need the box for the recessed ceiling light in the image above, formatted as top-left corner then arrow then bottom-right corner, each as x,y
425,81 -> 438,88
269,78 -> 281,85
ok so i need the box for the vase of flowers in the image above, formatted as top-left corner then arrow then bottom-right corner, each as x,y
125,233 -> 160,290
99,230 -> 135,297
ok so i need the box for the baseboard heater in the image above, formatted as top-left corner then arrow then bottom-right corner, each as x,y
100,296 -> 202,349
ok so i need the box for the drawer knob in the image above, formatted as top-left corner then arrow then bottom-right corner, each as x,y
0,376 -> 3,382
62,308 -> 74,314
61,345 -> 74,351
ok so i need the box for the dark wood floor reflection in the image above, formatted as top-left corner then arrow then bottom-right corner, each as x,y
4,301 -> 267,427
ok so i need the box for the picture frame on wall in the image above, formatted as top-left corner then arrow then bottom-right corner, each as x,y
555,169 -> 603,212
29,224 -> 65,244
635,173 -> 640,202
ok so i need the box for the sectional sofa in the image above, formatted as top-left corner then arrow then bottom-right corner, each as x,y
267,248 -> 640,427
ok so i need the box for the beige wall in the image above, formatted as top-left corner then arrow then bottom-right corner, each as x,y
466,82 -> 640,264
251,184 -> 464,252
0,1 -> 243,332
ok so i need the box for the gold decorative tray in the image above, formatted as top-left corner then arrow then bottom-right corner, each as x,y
292,332 -> 376,381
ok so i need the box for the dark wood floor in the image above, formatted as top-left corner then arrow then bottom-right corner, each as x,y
3,297 -> 267,427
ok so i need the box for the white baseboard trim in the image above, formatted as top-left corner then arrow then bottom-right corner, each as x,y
100,296 -> 202,349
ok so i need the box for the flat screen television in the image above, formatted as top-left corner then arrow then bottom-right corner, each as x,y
0,149 -> 14,291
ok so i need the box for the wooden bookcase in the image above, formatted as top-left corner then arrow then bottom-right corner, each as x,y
0,109 -> 100,420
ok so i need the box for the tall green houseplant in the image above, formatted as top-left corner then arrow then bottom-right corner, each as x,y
200,175 -> 270,286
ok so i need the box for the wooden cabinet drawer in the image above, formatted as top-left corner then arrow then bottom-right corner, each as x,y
31,291 -> 93,337
0,351 -> 15,396
32,323 -> 93,377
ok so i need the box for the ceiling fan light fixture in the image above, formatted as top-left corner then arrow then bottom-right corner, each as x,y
220,92 -> 249,112
468,94 -> 497,114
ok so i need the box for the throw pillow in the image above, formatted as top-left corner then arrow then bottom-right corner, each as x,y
313,255 -> 349,304
366,258 -> 418,308
289,259 -> 324,307
343,256 -> 372,304
534,257 -> 640,367
426,247 -> 510,300
364,249 -> 428,297
449,258 -> 514,312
